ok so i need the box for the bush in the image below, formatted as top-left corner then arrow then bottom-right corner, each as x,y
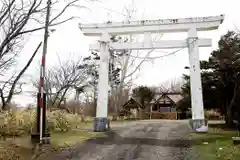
63,113 -> 84,129
18,109 -> 36,134
0,110 -> 25,138
48,111 -> 71,132
0,148 -> 22,160
151,112 -> 177,120
0,108 -> 95,137
177,112 -> 187,119
205,109 -> 223,120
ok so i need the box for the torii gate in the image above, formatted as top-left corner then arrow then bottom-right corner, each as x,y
79,15 -> 225,132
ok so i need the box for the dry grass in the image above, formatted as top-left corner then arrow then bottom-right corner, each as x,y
204,110 -> 224,120
0,108 -> 130,160
0,130 -> 104,160
0,109 -> 108,160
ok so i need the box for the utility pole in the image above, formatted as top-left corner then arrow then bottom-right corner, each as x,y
37,0 -> 51,144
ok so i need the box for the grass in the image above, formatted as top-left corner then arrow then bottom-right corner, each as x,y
191,123 -> 240,160
51,130 -> 103,147
0,112 -> 128,160
0,129 -> 104,160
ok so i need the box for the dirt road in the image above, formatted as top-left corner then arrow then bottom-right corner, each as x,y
43,120 -> 197,160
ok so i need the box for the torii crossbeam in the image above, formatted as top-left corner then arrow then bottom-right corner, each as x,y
79,15 -> 225,133
89,39 -> 212,50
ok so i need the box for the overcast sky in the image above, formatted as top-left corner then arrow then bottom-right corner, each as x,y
13,0 -> 240,106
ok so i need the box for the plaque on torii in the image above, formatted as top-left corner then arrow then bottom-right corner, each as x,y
79,15 -> 224,132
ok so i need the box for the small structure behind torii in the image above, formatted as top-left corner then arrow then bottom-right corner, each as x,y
79,15 -> 225,132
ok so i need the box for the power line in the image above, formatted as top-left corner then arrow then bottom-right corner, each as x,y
88,2 -> 128,17
128,48 -> 183,60
0,81 -> 27,84
123,38 -> 198,60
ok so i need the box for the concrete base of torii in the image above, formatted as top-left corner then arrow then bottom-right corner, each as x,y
92,118 -> 208,133
93,117 -> 110,132
189,119 -> 208,133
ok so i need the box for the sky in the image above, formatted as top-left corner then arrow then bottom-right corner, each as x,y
11,0 -> 240,106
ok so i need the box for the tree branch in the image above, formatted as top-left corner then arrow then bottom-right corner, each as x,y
5,42 -> 42,106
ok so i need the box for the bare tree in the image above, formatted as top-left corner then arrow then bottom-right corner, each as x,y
0,42 -> 42,110
33,56 -> 89,109
0,0 -> 95,109
32,68 -> 55,104
82,52 -> 100,116
0,0 -> 86,72
154,77 -> 183,94
110,2 -> 163,117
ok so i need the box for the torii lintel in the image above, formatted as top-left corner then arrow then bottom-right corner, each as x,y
79,15 -> 225,36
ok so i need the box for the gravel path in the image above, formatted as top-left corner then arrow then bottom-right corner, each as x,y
39,120 -> 198,160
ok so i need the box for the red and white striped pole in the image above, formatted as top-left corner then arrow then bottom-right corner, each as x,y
39,0 -> 51,144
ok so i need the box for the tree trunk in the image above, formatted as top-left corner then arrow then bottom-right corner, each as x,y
139,109 -> 144,120
57,88 -> 68,109
1,42 -> 42,110
112,114 -> 118,121
237,104 -> 240,133
93,97 -> 97,117
111,88 -> 117,121
138,99 -> 143,120
226,106 -> 234,127
225,84 -> 239,128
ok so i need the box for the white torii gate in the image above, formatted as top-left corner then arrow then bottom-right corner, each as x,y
79,15 -> 225,132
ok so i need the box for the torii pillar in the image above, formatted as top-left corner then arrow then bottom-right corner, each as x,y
79,15 -> 225,132
94,32 -> 110,131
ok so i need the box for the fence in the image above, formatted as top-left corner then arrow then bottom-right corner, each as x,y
150,111 -> 177,120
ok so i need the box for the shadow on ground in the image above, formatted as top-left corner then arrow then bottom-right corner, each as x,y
208,123 -> 237,131
189,123 -> 239,148
39,126 -> 194,159
82,130 -> 193,148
